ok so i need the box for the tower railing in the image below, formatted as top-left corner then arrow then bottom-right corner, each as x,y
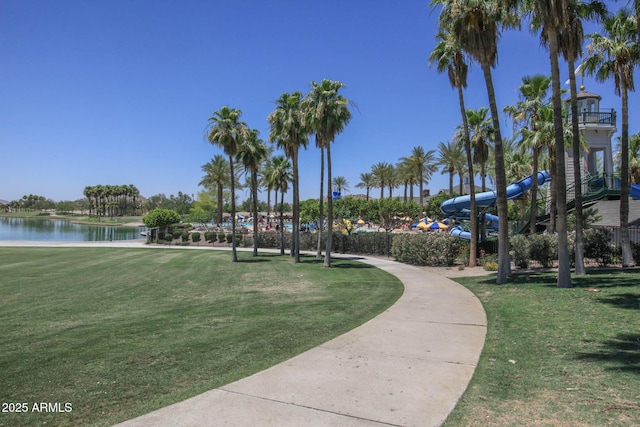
568,109 -> 616,126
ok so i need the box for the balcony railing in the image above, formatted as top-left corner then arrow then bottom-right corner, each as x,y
569,110 -> 617,126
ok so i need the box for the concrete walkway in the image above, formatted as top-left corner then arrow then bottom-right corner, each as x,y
1,241 -> 487,426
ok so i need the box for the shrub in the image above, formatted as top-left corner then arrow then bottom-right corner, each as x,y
633,242 -> 640,265
191,232 -> 201,245
584,228 -> 615,267
391,233 -> 462,266
181,231 -> 190,244
164,233 -> 174,243
172,230 -> 182,240
510,234 -> 530,269
483,261 -> 499,271
528,233 -> 557,268
226,233 -> 233,243
218,232 -> 226,243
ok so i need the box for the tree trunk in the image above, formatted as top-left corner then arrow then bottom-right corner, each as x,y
324,143 -> 333,268
568,59 -> 585,275
548,31 -> 571,288
458,84 -> 477,268
317,145 -> 324,260
280,188 -> 285,255
529,147 -> 540,234
229,157 -> 238,263
292,149 -> 300,263
252,169 -> 259,257
620,80 -> 635,266
481,63 -> 510,283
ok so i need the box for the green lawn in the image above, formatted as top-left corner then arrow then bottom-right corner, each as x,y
446,269 -> 640,426
0,248 -> 403,426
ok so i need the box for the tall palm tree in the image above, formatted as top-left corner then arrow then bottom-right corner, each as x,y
616,132 -> 640,184
269,155 -> 292,255
371,162 -> 390,199
237,129 -> 268,257
207,106 -> 247,262
306,79 -> 352,268
355,172 -> 375,200
437,140 -> 465,196
584,8 -> 639,267
505,74 -> 552,234
199,155 -> 229,225
429,26 -> 478,267
467,107 -> 495,240
332,176 -> 349,195
268,92 -> 308,263
559,0 -> 607,275
433,0 -> 518,283
401,146 -> 437,206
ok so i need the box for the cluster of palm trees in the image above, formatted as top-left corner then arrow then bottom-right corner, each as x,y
82,184 -> 141,217
428,0 -> 638,287
205,79 -> 352,266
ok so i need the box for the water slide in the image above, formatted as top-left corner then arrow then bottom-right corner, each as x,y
632,184 -> 640,199
441,170 -> 552,239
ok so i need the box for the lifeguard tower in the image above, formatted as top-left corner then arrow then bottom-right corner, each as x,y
566,85 -> 618,200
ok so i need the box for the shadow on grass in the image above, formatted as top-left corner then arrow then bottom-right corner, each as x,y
297,255 -> 374,269
596,293 -> 640,310
575,333 -> 640,374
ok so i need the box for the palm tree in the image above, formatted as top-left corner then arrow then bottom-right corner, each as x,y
371,162 -> 390,199
437,140 -> 465,196
433,0 -> 518,283
401,146 -> 437,206
584,8 -> 639,267
199,155 -> 229,225
467,107 -> 494,240
429,26 -> 478,267
332,176 -> 349,195
616,132 -> 640,184
207,106 -> 247,262
559,0 -> 607,276
306,79 -> 353,268
504,74 -> 552,235
355,172 -> 376,200
269,155 -> 292,255
268,92 -> 308,263
237,129 -> 268,257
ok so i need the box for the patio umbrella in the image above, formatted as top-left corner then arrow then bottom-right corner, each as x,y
416,221 -> 431,230
357,219 -> 365,225
429,221 -> 448,231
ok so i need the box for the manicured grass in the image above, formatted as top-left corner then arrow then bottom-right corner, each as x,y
0,248 -> 403,426
446,269 -> 640,426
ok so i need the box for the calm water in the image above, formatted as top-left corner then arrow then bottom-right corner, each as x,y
0,217 -> 146,242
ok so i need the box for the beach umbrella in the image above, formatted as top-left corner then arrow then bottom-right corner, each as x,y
429,221 -> 448,231
357,218 -> 365,225
417,221 -> 431,230
235,214 -> 244,221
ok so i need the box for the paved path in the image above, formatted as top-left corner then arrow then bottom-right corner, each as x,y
1,241 -> 487,426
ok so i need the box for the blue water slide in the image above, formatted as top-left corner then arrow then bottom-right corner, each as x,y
631,184 -> 640,199
449,225 -> 471,240
440,170 -> 552,215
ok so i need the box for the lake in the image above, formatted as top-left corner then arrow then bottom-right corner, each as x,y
0,217 -> 146,242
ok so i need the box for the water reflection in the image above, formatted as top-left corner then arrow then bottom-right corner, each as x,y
0,217 -> 145,242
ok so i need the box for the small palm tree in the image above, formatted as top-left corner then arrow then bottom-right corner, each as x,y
437,140 -> 465,196
401,146 -> 437,206
237,129 -> 268,257
207,106 -> 247,262
269,155 -> 292,255
332,176 -> 349,195
355,172 -> 375,201
199,155 -> 229,225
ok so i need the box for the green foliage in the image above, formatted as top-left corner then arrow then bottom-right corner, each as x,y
181,231 -> 190,243
164,233 -> 174,243
226,233 -> 233,243
218,232 -> 226,243
509,234 -> 530,268
204,231 -> 214,242
142,208 -> 181,229
391,233 -> 462,266
584,228 -> 616,266
424,192 -> 451,218
191,232 -> 201,244
528,233 -> 558,268
299,199 -> 320,224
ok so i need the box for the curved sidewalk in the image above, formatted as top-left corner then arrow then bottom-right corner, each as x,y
1,241 -> 487,426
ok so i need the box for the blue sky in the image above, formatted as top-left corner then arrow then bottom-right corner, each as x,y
1,0 -> 636,203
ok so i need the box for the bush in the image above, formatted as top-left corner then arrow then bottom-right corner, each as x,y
181,231 -> 190,244
218,232 -> 226,243
204,231 -> 214,242
633,242 -> 640,265
510,234 -> 530,269
584,228 -> 615,266
191,232 -> 201,244
528,233 -> 557,268
391,233 -> 462,266
164,233 -> 174,243
226,233 -> 233,243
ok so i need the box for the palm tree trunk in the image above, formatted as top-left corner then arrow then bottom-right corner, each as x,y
548,31 -> 571,288
620,80 -> 634,266
317,145 -> 324,260
458,84 -> 477,268
217,183 -> 223,225
324,143 -> 333,268
419,172 -> 424,206
229,157 -> 238,262
568,59 -> 585,275
529,147 -> 540,234
280,189 -> 285,255
292,150 -> 300,263
252,169 -> 259,257
481,63 -> 510,283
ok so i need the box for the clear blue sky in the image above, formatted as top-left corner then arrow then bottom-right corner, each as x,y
1,0 -> 636,203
